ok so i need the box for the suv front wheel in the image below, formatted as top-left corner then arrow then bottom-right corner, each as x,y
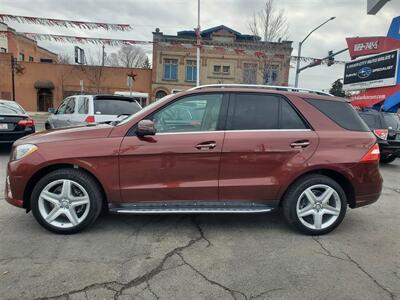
31,169 -> 103,234
283,175 -> 347,235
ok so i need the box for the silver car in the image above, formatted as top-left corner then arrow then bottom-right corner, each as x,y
45,95 -> 142,129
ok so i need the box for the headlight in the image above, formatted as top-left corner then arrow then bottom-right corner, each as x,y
12,144 -> 38,161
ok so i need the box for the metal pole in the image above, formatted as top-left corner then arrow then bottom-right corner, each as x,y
294,16 -> 335,87
294,42 -> 302,88
101,45 -> 105,66
196,0 -> 200,86
11,56 -> 15,101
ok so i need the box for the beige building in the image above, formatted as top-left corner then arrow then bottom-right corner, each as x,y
151,25 -> 292,99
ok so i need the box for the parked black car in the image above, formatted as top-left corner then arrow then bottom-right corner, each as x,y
358,109 -> 400,163
0,100 -> 35,144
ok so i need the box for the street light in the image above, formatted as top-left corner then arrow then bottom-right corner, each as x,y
294,16 -> 336,87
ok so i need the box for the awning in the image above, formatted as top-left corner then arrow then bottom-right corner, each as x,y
34,80 -> 54,89
382,90 -> 400,112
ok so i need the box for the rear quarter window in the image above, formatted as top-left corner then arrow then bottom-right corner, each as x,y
94,99 -> 141,115
306,98 -> 370,132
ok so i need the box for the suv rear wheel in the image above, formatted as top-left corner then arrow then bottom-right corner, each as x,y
31,169 -> 103,234
283,175 -> 347,235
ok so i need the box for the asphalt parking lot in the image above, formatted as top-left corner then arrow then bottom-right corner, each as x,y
0,140 -> 399,299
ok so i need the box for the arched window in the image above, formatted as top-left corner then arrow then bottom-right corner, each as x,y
155,90 -> 168,100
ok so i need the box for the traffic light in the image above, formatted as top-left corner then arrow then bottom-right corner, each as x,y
327,50 -> 334,66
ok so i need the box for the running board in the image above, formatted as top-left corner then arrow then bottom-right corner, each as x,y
108,201 -> 276,214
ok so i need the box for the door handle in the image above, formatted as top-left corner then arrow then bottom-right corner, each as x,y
290,140 -> 310,148
196,141 -> 217,150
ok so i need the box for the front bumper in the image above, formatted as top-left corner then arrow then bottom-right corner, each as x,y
5,163 -> 24,208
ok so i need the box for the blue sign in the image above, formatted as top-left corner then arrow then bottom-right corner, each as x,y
387,16 -> 400,41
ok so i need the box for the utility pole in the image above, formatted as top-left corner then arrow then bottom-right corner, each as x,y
196,0 -> 201,86
101,44 -> 105,66
295,17 -> 336,87
11,56 -> 16,101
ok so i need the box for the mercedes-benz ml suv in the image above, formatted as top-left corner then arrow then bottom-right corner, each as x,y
5,85 -> 383,235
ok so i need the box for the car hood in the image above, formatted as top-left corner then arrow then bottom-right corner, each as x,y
14,124 -> 114,145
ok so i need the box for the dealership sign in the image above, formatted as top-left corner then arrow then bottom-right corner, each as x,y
346,37 -> 400,59
343,50 -> 399,91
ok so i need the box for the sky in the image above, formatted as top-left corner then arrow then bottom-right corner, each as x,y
1,0 -> 399,90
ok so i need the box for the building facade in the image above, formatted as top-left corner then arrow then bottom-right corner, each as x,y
0,22 -> 57,63
151,25 -> 293,99
0,53 -> 152,111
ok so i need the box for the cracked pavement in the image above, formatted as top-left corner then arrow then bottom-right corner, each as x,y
0,145 -> 399,300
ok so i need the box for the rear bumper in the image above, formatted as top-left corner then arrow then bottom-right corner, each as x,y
378,139 -> 400,157
351,162 -> 383,208
0,129 -> 35,143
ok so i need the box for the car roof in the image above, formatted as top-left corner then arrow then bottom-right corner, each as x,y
179,87 -> 347,103
93,94 -> 139,101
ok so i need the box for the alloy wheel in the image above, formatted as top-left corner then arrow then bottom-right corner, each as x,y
38,179 -> 91,229
296,184 -> 341,230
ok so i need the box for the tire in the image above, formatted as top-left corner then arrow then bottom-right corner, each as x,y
31,168 -> 103,234
380,155 -> 397,164
283,174 -> 347,235
45,122 -> 51,130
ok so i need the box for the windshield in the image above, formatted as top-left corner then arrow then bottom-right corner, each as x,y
117,94 -> 175,126
383,113 -> 400,130
0,102 -> 25,115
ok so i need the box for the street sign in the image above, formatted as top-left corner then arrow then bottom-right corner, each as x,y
343,49 -> 399,91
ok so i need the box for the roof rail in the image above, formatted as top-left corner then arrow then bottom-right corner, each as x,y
188,84 -> 334,96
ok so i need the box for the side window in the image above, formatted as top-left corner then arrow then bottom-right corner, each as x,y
56,100 -> 68,115
150,94 -> 223,133
280,99 -> 307,129
229,94 -> 279,130
77,97 -> 89,114
65,98 -> 76,114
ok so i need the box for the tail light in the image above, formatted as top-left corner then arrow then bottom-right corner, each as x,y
84,116 -> 95,123
373,129 -> 388,140
360,143 -> 380,162
17,117 -> 35,127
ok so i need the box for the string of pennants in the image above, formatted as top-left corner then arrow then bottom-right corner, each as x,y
0,12 -> 347,65
0,14 -> 132,31
0,31 -> 346,65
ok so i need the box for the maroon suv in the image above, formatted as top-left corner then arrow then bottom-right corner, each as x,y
5,85 -> 383,235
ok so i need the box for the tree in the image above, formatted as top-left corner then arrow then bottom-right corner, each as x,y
141,57 -> 151,69
249,0 -> 289,43
247,0 -> 290,85
329,79 -> 346,97
117,45 -> 147,68
57,53 -> 73,64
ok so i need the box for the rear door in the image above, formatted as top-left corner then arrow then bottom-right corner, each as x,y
219,93 -> 318,203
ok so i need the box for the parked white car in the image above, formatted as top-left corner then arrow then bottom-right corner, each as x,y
45,95 -> 142,129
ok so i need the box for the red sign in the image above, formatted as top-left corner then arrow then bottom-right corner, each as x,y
351,84 -> 400,108
346,36 -> 400,59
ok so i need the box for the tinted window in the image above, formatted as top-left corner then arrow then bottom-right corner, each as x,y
0,102 -> 25,115
358,113 -> 379,129
151,94 -> 223,133
65,98 -> 75,114
306,99 -> 370,131
280,99 -> 307,129
94,99 -> 141,115
230,94 -> 279,130
383,114 -> 400,130
78,97 -> 89,114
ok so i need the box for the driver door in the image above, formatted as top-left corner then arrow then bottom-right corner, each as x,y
119,93 -> 227,203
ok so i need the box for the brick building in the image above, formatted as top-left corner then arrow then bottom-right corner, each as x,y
0,53 -> 152,111
0,22 -> 57,63
151,25 -> 293,99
